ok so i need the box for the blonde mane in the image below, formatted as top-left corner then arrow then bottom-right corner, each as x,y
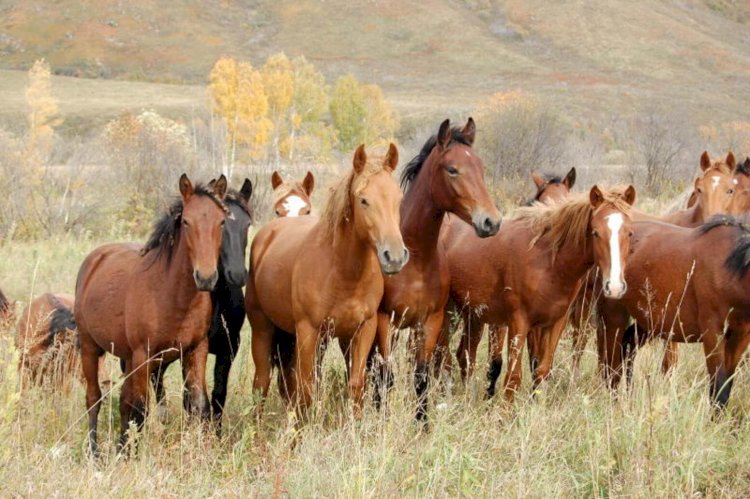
515,186 -> 633,260
273,180 -> 307,205
320,156 -> 390,239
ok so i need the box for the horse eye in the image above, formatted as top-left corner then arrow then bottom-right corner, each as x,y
628,231 -> 634,237
592,230 -> 599,238
360,198 -> 369,207
182,219 -> 190,227
275,210 -> 281,216
728,189 -> 735,195
446,166 -> 459,177
696,187 -> 703,193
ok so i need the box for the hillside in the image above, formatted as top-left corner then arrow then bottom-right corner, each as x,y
1,0 -> 750,128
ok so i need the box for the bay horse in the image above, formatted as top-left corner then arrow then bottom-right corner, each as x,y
453,167 -> 575,386
75,174 -> 228,455
246,144 -> 407,420
147,179 -> 253,427
16,293 -> 78,386
272,170 -> 314,217
444,185 -> 636,399
597,216 -> 750,409
371,118 -> 501,422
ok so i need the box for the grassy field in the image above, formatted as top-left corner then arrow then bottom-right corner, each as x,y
2,236 -> 750,496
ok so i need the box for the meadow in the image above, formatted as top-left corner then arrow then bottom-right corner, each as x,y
2,234 -> 750,496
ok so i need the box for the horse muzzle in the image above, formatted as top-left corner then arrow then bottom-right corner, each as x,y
224,268 -> 248,288
603,279 -> 627,299
377,245 -> 409,275
471,211 -> 501,238
194,269 -> 219,291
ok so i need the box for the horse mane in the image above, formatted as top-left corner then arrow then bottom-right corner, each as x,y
699,214 -> 750,279
273,180 -> 306,204
400,127 -> 472,190
140,185 -> 226,263
523,173 -> 565,207
0,288 -> 10,317
515,186 -> 634,261
735,157 -> 750,176
321,157 -> 389,239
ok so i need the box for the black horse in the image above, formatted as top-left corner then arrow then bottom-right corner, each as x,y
146,178 -> 253,428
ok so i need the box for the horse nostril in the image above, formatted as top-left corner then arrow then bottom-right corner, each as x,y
383,250 -> 391,263
604,281 -> 611,294
403,248 -> 409,262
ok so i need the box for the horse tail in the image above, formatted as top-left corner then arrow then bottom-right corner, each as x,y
48,304 -> 77,348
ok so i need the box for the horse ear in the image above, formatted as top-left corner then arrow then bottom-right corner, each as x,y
563,167 -> 577,189
700,151 -> 711,171
623,185 -> 636,206
589,185 -> 604,208
460,117 -> 476,146
213,174 -> 228,200
240,178 -> 253,202
383,143 -> 399,172
437,119 -> 451,149
271,171 -> 283,190
726,152 -> 737,170
531,172 -> 545,189
179,173 -> 194,200
353,144 -> 367,174
302,171 -> 315,196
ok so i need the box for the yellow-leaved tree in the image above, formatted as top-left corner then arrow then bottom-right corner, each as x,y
261,53 -> 294,166
209,57 -> 272,174
25,58 -> 63,182
330,74 -> 397,152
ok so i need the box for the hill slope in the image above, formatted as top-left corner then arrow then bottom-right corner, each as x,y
1,0 -> 750,125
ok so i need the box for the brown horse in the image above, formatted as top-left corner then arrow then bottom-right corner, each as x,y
272,170 -> 314,217
75,174 -> 227,455
455,168 -> 576,385
445,185 -> 635,399
728,157 -> 750,215
247,144 -> 407,420
370,118 -> 501,421
526,167 -> 576,206
16,293 -> 78,385
0,287 -> 13,327
597,216 -> 750,408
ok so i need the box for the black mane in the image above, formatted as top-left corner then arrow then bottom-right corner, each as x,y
225,188 -> 253,220
140,185 -> 226,264
400,127 -> 472,190
699,214 -> 750,279
736,157 -> 750,176
523,173 -> 565,207
0,288 -> 10,315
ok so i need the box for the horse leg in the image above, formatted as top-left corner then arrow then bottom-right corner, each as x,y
249,309 -> 274,415
532,315 -> 567,392
371,312 -> 394,410
527,327 -> 543,378
724,322 -> 750,380
347,318 -> 378,419
456,317 -> 483,383
431,313 -> 453,386
182,339 -> 210,422
414,311 -> 445,425
150,362 -> 168,423
486,325 -> 506,399
211,329 -> 240,428
503,313 -> 530,401
596,298 -> 629,392
701,326 -> 730,410
293,320 -> 319,421
120,348 -> 150,454
80,334 -> 103,457
661,341 -> 679,374
338,336 -> 352,380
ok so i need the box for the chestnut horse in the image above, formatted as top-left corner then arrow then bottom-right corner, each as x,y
728,157 -> 750,215
16,293 -> 78,385
371,118 -> 501,421
246,144 -> 407,419
444,185 -> 635,399
147,179 -> 253,427
272,171 -> 314,217
75,175 -> 227,455
597,216 -> 750,408
453,167 -> 575,384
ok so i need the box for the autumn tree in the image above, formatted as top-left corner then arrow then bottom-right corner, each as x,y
25,58 -> 62,179
283,55 -> 331,162
209,57 -> 271,175
260,53 -> 294,166
330,74 -> 397,152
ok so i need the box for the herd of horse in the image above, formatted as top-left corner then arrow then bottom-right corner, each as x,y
5,117 -> 750,456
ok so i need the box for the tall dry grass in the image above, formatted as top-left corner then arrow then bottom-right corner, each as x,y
2,239 -> 750,496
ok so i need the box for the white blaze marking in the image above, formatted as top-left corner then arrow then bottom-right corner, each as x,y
282,195 -> 308,217
606,213 -> 625,295
711,176 -> 720,191
733,178 -> 739,185
464,150 -> 471,157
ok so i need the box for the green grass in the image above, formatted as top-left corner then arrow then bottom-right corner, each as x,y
2,238 -> 750,495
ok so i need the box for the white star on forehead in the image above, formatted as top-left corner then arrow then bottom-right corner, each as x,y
228,212 -> 236,220
282,195 -> 308,217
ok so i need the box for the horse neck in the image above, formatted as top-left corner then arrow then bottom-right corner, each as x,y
329,221 -> 378,281
400,161 -> 445,258
162,234 -> 202,308
547,233 -> 594,286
